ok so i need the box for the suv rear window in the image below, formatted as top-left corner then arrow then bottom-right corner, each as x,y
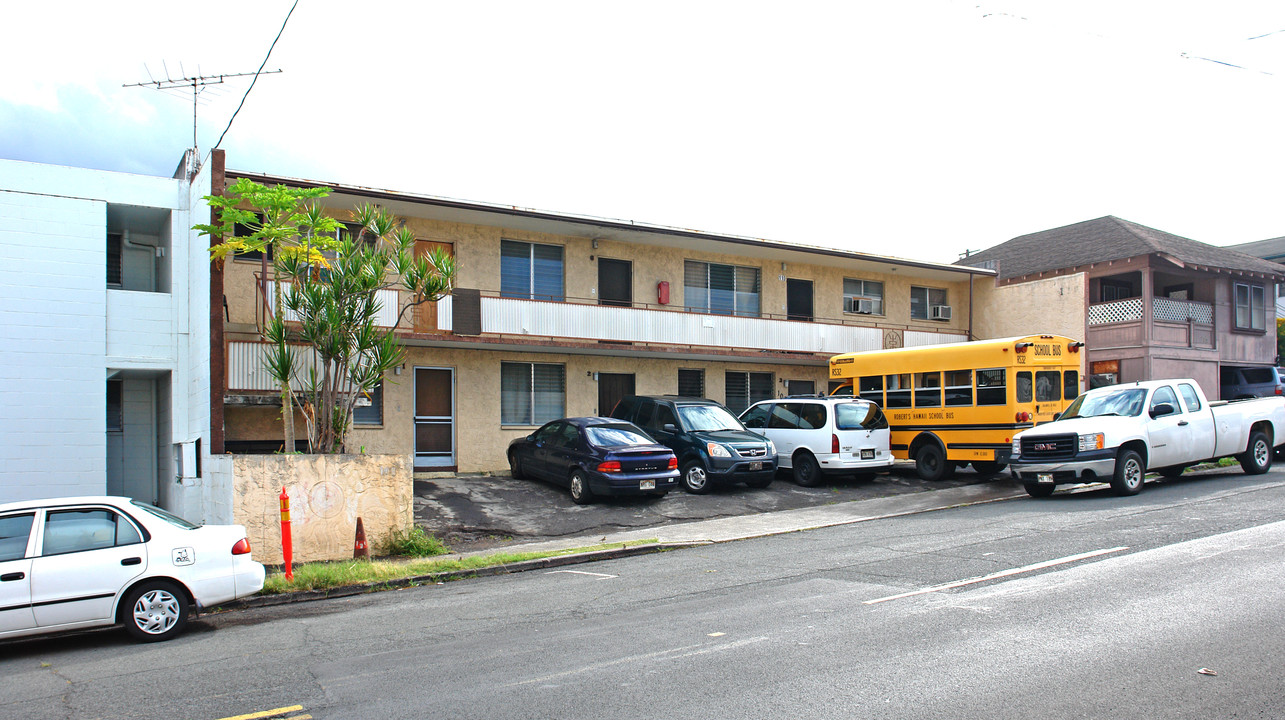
1243,368 -> 1276,384
835,401 -> 888,430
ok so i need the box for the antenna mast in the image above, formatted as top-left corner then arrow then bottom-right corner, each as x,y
124,66 -> 282,157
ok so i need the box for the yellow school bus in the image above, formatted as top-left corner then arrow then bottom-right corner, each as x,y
829,335 -> 1084,480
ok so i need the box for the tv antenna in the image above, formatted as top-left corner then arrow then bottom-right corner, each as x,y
124,63 -> 282,157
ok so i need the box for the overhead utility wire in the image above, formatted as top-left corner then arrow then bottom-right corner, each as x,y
207,0 -> 299,161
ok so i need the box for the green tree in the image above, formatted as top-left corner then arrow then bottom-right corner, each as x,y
1278,317 -> 1285,363
197,178 -> 455,453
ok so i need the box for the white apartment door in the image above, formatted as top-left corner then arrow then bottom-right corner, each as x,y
415,367 -> 456,469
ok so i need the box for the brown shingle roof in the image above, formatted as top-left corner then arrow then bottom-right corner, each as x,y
957,216 -> 1285,281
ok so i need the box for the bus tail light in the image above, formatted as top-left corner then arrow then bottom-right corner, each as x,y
1016,411 -> 1032,422
1014,342 -> 1033,353
832,434 -> 840,454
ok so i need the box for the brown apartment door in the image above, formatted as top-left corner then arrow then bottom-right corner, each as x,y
598,373 -> 635,416
787,279 -> 813,321
414,240 -> 455,333
415,367 -> 455,469
598,259 -> 633,307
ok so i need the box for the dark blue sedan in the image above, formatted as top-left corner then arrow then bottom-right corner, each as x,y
507,417 -> 680,504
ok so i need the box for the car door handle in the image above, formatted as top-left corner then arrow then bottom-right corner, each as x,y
1177,421 -> 1189,426
121,557 -> 142,566
1,572 -> 24,582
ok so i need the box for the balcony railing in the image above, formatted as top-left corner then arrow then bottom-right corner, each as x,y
1088,297 -> 1213,326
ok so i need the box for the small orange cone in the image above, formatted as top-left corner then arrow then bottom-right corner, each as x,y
354,517 -> 370,560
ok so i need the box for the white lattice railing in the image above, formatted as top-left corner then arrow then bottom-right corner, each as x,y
1153,297 -> 1213,324
1088,298 -> 1143,325
268,284 -> 401,327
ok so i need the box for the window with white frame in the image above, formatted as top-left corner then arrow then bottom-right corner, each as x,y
1234,281 -> 1268,331
684,260 -> 760,317
910,286 -> 948,320
501,240 -> 564,301
501,362 -> 566,425
843,278 -> 884,315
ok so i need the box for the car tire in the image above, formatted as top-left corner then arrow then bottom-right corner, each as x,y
681,460 -> 712,494
1239,431 -> 1273,475
971,461 -> 1007,476
792,452 -> 822,487
1024,482 -> 1055,498
508,452 -> 527,480
122,580 -> 188,643
1158,465 -> 1185,478
569,470 -> 594,505
914,443 -> 950,482
1111,448 -> 1145,496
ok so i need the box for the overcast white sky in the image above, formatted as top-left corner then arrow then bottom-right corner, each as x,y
3,1 -> 1284,264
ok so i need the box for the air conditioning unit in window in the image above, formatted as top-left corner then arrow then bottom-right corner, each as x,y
930,305 -> 953,320
845,297 -> 875,314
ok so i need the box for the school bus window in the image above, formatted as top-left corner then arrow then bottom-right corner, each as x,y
915,372 -> 942,408
1035,371 -> 1061,402
945,370 -> 972,406
1016,371 -> 1033,403
1064,370 -> 1080,401
885,374 -> 912,408
976,368 -> 1006,405
858,376 -> 883,404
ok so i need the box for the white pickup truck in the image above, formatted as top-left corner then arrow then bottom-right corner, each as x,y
1009,378 -> 1285,498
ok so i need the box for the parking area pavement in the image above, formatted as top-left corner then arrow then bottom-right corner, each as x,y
414,462 -> 1010,553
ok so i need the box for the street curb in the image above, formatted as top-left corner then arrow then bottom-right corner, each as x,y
213,541 -> 706,611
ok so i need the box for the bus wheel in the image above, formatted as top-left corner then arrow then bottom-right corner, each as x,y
971,461 -> 1007,476
915,443 -> 950,481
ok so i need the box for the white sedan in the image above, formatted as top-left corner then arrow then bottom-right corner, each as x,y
0,496 -> 265,643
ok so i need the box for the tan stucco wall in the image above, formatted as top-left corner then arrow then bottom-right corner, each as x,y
231,454 -> 412,565
972,273 -> 1086,341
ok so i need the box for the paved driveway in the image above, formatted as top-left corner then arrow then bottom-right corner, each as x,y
415,462 -> 1009,552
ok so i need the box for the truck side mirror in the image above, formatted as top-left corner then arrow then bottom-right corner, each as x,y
1149,403 -> 1175,419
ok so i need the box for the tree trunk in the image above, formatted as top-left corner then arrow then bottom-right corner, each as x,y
272,273 -> 295,452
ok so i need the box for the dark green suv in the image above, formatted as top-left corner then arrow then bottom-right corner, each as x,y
609,395 -> 777,493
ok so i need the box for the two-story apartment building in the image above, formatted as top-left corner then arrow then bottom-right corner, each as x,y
214,166 -> 997,473
960,216 -> 1285,398
0,153 -> 228,521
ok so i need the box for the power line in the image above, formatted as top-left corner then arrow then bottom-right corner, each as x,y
209,0 -> 300,160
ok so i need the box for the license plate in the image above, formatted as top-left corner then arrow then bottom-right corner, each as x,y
747,461 -> 763,471
640,479 -> 655,490
1037,473 -> 1054,484
860,449 -> 875,460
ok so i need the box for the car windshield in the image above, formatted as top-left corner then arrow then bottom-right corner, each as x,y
835,401 -> 889,430
677,404 -> 745,432
1060,387 -> 1147,419
585,424 -> 655,446
130,499 -> 200,529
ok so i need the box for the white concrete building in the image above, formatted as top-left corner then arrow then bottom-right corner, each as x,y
0,152 -> 230,522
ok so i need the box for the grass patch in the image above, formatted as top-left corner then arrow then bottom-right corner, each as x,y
383,526 -> 449,557
1217,456 -> 1238,467
260,539 -> 661,595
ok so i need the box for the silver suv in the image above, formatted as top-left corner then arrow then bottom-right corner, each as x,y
739,396 -> 893,486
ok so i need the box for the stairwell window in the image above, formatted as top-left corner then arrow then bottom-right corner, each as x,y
910,286 -> 947,320
685,261 -> 760,317
1234,282 -> 1267,332
501,362 -> 566,425
352,382 -> 383,426
501,240 -> 564,301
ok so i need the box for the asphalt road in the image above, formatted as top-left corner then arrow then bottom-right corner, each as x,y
5,467 -> 1285,719
414,462 -> 998,551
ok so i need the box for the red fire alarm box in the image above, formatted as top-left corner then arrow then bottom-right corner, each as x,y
657,281 -> 670,305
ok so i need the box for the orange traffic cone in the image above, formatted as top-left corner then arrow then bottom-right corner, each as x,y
354,517 -> 370,560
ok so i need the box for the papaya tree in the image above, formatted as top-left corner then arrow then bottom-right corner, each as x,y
196,178 -> 455,453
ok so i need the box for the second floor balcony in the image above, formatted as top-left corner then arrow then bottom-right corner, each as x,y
1088,296 -> 1215,350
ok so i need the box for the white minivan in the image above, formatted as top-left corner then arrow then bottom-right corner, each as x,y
740,396 -> 893,486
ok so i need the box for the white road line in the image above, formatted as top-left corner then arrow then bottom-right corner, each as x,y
546,569 -> 618,579
863,546 -> 1130,605
508,636 -> 770,687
